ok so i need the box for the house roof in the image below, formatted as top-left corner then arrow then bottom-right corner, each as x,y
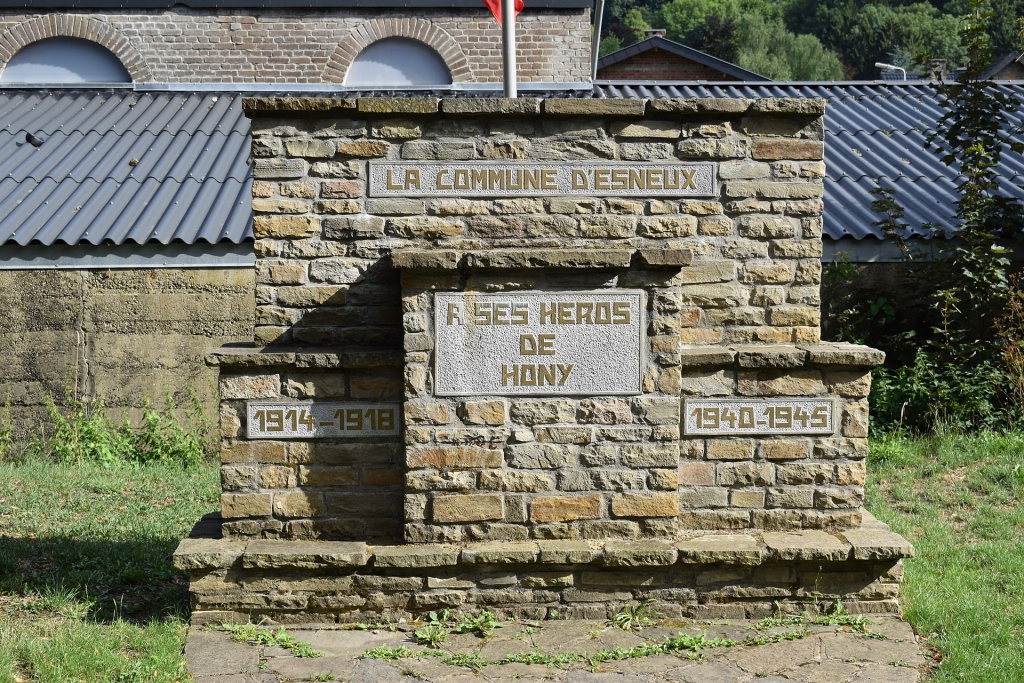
0,90 -> 252,246
982,51 -> 1023,80
597,37 -> 770,82
597,81 -> 1024,240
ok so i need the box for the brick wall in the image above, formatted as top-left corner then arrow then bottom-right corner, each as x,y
597,49 -> 741,82
0,9 -> 591,84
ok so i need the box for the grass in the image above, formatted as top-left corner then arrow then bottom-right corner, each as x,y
867,430 -> 1024,682
0,457 -> 220,682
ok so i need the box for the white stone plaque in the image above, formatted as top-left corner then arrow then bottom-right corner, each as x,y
683,398 -> 835,436
246,402 -> 401,439
434,291 -> 644,396
369,162 -> 716,197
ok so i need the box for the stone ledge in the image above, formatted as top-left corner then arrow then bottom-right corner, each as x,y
174,522 -> 912,572
440,98 -> 541,115
207,345 -> 402,370
678,343 -> 884,369
391,248 -> 691,271
243,97 -> 356,116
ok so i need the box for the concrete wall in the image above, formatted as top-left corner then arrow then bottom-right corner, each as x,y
0,10 -> 591,84
0,267 -> 254,444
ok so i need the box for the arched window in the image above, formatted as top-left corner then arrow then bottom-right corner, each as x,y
1,37 -> 131,84
345,38 -> 451,87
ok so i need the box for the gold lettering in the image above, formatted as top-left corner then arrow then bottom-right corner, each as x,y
538,364 -> 556,386
557,363 -> 574,385
613,301 -> 630,324
455,169 -> 469,190
512,302 -> 528,325
664,168 -> 680,190
595,302 -> 612,324
471,169 -> 487,189
488,169 -> 503,190
629,168 -> 645,190
646,168 -> 662,190
519,334 -> 537,355
594,169 -> 610,190
558,302 -> 573,324
521,364 -> 537,386
474,302 -> 491,325
508,168 -> 523,190
386,169 -> 402,190
681,168 -> 698,189
493,302 -> 510,325
577,302 -> 594,324
572,169 -> 588,189
611,168 -> 627,191
538,333 -> 555,355
447,302 -> 462,325
541,169 -> 556,190
540,303 -> 556,324
437,169 -> 452,190
502,364 -> 517,386
524,169 -> 540,190
405,169 -> 420,190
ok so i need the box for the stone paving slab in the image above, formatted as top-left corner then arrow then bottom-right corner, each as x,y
187,616 -> 927,683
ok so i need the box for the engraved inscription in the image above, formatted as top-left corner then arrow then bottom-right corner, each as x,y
434,291 -> 644,396
683,399 -> 835,436
369,162 -> 716,197
247,402 -> 401,439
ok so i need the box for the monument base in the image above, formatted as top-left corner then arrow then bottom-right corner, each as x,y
174,512 -> 912,626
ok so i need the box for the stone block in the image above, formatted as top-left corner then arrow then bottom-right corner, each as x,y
835,461 -> 866,486
173,539 -> 245,570
840,529 -> 915,560
602,541 -> 678,566
510,399 -> 577,425
751,139 -> 825,160
776,462 -> 833,485
285,139 -> 335,158
479,470 -> 555,492
638,215 -> 696,237
842,401 -> 869,438
242,540 -> 369,568
462,541 -> 539,563
221,493 -> 272,518
537,540 -> 602,563
730,489 -> 766,508
508,443 -> 575,469
253,215 -> 320,239
826,371 -> 872,398
805,343 -> 885,367
706,439 -> 753,460
433,494 -> 504,523
612,492 -> 679,518
441,98 -> 541,114
273,492 -> 326,518
620,443 -> 678,467
611,120 -> 681,138
766,486 -> 815,508
254,158 -> 305,179
531,494 -> 602,522
761,531 -> 851,561
676,534 -> 762,564
543,99 -> 646,116
759,440 -> 810,460
459,399 -> 507,426
260,465 -> 295,489
718,462 -> 774,486
679,486 -> 728,508
407,446 -> 502,469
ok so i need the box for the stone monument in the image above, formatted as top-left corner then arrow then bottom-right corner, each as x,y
174,96 -> 913,624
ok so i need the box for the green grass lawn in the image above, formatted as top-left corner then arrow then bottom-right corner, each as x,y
867,431 -> 1024,682
0,433 -> 1022,682
0,458 -> 219,683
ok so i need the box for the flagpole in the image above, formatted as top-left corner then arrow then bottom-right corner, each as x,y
502,0 -> 517,97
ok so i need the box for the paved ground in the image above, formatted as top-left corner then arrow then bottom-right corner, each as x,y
186,616 -> 930,683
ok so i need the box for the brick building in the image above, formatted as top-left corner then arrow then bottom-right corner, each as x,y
596,36 -> 767,83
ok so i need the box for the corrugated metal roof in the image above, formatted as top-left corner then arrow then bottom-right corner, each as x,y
596,81 -> 1024,240
0,91 -> 252,245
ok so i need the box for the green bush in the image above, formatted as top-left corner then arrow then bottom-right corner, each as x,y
21,390 -> 212,467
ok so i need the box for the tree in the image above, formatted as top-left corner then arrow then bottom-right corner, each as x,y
735,14 -> 846,79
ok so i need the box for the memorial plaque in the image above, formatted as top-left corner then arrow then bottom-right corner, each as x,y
434,291 -> 644,396
369,162 -> 716,198
246,402 -> 401,439
683,398 -> 835,436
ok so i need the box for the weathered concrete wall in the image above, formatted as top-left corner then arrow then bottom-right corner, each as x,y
0,267 -> 254,443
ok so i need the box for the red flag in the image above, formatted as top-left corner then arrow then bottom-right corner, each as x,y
483,0 -> 523,26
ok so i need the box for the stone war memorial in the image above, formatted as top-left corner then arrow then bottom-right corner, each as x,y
173,95 -> 914,625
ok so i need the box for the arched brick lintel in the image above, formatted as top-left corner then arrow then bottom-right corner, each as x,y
0,16 -> 153,83
324,18 -> 471,84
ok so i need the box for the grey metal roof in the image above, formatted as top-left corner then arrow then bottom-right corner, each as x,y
0,91 -> 252,245
597,81 -> 1024,240
597,37 -> 770,82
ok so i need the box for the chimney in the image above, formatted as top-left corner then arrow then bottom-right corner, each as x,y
644,28 -> 666,39
926,59 -> 947,80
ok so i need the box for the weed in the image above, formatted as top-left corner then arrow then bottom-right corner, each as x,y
363,645 -> 415,660
414,610 -> 449,648
307,674 -> 334,682
749,602 -> 807,630
454,610 -> 501,637
816,600 -> 870,633
611,599 -> 660,631
0,398 -> 12,461
219,622 -> 323,658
